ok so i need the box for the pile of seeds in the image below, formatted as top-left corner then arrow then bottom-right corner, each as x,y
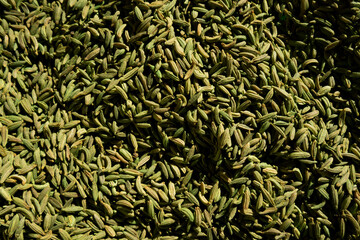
0,0 -> 360,239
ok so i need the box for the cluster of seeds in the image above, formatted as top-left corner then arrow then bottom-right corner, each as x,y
0,0 -> 360,239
